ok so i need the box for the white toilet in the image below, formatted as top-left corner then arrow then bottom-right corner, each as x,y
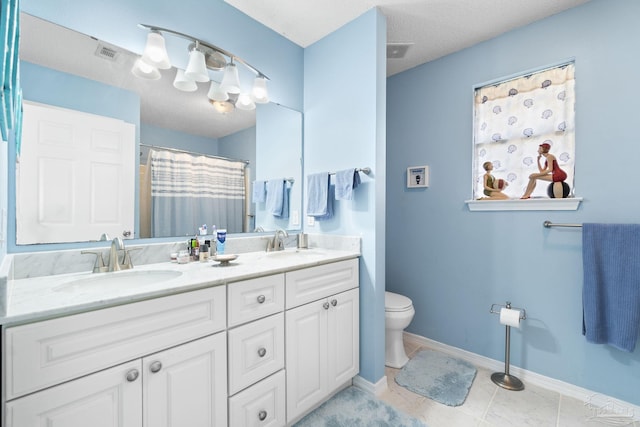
385,291 -> 415,368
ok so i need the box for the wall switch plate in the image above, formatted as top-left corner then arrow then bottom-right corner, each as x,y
307,215 -> 315,226
291,210 -> 299,226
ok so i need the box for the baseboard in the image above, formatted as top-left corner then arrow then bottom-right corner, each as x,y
404,332 -> 640,421
353,374 -> 388,397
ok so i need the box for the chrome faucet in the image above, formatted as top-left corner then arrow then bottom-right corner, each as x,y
267,229 -> 289,252
82,236 -> 138,273
108,237 -> 125,271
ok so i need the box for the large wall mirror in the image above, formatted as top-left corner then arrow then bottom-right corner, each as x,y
15,10 -> 302,246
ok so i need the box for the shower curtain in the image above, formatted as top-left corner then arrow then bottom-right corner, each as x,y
149,149 -> 246,237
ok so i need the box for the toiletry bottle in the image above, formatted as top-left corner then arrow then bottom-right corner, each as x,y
210,225 -> 217,256
191,234 -> 200,261
216,229 -> 226,255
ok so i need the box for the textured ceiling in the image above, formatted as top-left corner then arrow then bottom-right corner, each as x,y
225,0 -> 591,76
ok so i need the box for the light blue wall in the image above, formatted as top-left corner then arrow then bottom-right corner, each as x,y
386,0 -> 640,405
304,8 -> 387,384
141,123 -> 220,157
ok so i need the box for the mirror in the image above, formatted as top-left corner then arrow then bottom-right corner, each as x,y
16,12 -> 302,244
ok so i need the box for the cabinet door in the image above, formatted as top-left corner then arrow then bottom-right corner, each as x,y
6,360 -> 142,427
327,288 -> 360,392
143,332 -> 227,427
285,299 -> 328,422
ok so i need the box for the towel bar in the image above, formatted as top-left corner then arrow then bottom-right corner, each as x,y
543,221 -> 582,228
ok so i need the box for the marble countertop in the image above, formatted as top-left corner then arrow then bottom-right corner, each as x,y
2,248 -> 360,326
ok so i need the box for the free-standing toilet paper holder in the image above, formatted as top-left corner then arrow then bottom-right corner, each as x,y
489,301 -> 527,391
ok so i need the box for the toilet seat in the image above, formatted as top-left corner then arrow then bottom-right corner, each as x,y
385,291 -> 413,312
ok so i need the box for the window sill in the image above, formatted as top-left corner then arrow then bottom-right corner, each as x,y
465,197 -> 582,211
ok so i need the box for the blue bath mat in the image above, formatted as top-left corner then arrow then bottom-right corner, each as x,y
294,386 -> 426,427
395,350 -> 477,407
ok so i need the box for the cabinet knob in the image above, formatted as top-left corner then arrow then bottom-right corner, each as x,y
323,302 -> 330,310
258,410 -> 267,421
257,295 -> 266,304
125,369 -> 139,382
258,347 -> 267,357
331,299 -> 338,306
149,361 -> 163,373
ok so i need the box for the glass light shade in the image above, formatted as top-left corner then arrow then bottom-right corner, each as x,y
207,81 -> 229,101
220,63 -> 241,94
210,99 -> 234,113
236,93 -> 256,111
184,48 -> 210,83
141,31 -> 171,69
131,57 -> 161,80
251,76 -> 269,103
173,69 -> 198,92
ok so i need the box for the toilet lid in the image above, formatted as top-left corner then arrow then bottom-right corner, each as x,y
385,292 -> 413,312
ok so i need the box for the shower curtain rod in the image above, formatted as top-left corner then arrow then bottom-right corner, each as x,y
140,143 -> 250,165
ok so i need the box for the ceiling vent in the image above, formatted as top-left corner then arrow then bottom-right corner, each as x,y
387,43 -> 413,59
95,44 -> 119,61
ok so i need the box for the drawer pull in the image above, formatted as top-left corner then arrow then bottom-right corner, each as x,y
149,361 -> 163,373
258,347 -> 267,357
323,302 -> 330,310
125,369 -> 139,382
331,299 -> 338,306
257,295 -> 266,304
258,410 -> 267,421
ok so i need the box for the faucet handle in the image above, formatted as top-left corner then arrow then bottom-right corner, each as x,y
81,250 -> 107,273
121,247 -> 142,270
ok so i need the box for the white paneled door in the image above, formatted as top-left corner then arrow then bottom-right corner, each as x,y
17,101 -> 135,244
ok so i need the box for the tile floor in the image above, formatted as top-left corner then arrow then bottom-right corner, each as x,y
379,341 -> 638,427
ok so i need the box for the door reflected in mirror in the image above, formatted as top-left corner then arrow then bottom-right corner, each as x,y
16,12 -> 302,245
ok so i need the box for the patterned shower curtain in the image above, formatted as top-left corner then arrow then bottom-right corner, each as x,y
473,63 -> 575,199
149,149 -> 246,237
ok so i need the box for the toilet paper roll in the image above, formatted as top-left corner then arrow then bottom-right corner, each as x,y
499,307 -> 521,328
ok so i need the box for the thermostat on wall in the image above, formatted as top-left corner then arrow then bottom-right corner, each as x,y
407,166 -> 428,188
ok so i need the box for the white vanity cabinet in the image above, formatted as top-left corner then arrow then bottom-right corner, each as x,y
227,274 -> 287,427
285,259 -> 360,423
4,286 -> 228,427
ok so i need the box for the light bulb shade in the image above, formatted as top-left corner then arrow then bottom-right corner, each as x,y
173,69 -> 198,92
210,99 -> 235,113
131,57 -> 161,80
236,93 -> 256,111
184,48 -> 210,83
220,63 -> 241,94
141,31 -> 171,69
251,76 -> 269,103
207,81 -> 229,101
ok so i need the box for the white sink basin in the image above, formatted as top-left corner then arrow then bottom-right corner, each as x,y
263,249 -> 321,258
54,270 -> 183,292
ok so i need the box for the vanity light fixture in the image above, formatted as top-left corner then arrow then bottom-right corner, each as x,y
133,24 -> 270,113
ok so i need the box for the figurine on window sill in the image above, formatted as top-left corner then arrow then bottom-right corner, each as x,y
520,142 -> 567,199
480,161 -> 509,200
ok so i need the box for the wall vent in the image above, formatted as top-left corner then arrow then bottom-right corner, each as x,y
95,44 -> 119,61
387,43 -> 413,59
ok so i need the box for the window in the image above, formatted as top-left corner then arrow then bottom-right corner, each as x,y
472,63 -> 576,202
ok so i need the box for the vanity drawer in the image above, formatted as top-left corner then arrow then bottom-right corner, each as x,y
228,274 -> 284,327
228,370 -> 286,427
228,312 -> 284,395
5,286 -> 226,400
285,258 -> 359,309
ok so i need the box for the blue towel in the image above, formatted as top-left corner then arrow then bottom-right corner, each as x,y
335,168 -> 361,200
307,173 -> 333,219
266,179 -> 289,218
252,180 -> 266,203
582,223 -> 640,352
